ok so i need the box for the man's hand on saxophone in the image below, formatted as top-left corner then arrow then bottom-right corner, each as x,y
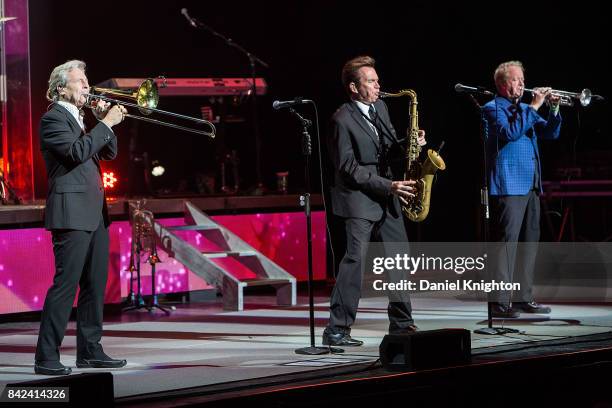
391,180 -> 416,205
393,129 -> 427,205
417,129 -> 426,146
408,129 -> 427,146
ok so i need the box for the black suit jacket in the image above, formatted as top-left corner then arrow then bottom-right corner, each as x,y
40,103 -> 117,231
328,99 -> 401,221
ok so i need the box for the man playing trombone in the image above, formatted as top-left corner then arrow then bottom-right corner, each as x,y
484,60 -> 561,318
35,60 -> 127,375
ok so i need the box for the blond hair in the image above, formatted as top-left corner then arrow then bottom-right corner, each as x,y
494,60 -> 524,90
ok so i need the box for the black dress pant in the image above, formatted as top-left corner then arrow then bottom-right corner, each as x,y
490,190 -> 540,304
328,209 -> 413,334
35,215 -> 109,362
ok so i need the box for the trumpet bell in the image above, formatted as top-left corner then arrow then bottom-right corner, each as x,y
579,88 -> 592,107
557,88 -> 592,107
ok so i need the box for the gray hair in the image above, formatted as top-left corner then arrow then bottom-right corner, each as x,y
494,60 -> 524,90
46,59 -> 86,102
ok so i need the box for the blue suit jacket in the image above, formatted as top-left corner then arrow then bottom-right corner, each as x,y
483,96 -> 561,196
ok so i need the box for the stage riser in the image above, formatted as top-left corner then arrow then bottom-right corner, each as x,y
0,211 -> 326,316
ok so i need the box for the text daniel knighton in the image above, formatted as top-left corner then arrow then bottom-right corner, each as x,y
372,279 -> 521,293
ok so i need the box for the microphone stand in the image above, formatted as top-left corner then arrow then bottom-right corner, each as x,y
286,107 -> 341,355
186,14 -> 270,195
465,94 -> 519,335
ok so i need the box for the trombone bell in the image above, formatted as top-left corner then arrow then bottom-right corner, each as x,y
134,79 -> 159,113
92,78 -> 159,114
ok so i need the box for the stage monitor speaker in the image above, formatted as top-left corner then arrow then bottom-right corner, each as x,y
380,328 -> 471,371
3,372 -> 113,405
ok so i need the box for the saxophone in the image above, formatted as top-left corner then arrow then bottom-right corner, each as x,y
379,89 -> 446,222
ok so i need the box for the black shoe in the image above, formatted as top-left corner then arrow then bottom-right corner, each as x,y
490,303 -> 520,318
76,352 -> 127,368
34,361 -> 72,376
513,301 -> 551,314
322,330 -> 364,347
389,324 -> 419,335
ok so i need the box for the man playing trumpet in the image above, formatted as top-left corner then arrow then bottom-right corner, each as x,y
484,60 -> 561,318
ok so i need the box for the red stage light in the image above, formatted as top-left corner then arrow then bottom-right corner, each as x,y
103,171 -> 118,189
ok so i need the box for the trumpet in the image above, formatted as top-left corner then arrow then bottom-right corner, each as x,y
85,79 -> 216,138
523,87 -> 592,107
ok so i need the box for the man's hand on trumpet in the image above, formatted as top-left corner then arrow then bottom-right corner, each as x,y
546,91 -> 561,116
529,87 -> 561,112
529,87 -> 552,111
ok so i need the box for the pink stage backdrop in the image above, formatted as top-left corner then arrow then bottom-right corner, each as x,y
0,211 -> 326,315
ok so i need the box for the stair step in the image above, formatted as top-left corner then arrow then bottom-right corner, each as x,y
241,278 -> 292,287
202,250 -> 256,258
165,225 -> 219,231
147,201 -> 297,311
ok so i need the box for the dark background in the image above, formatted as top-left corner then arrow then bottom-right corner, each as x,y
27,0 -> 612,241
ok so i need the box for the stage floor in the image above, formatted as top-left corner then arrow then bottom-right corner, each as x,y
1,293 -> 611,402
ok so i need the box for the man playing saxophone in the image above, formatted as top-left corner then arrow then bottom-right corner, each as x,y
484,60 -> 561,318
324,56 -> 426,347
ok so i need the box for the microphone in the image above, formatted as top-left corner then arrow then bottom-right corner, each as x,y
180,8 -> 197,28
454,83 -> 494,96
272,98 -> 311,110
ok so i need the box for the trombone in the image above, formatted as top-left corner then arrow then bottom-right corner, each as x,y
523,87 -> 592,107
84,79 -> 216,138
